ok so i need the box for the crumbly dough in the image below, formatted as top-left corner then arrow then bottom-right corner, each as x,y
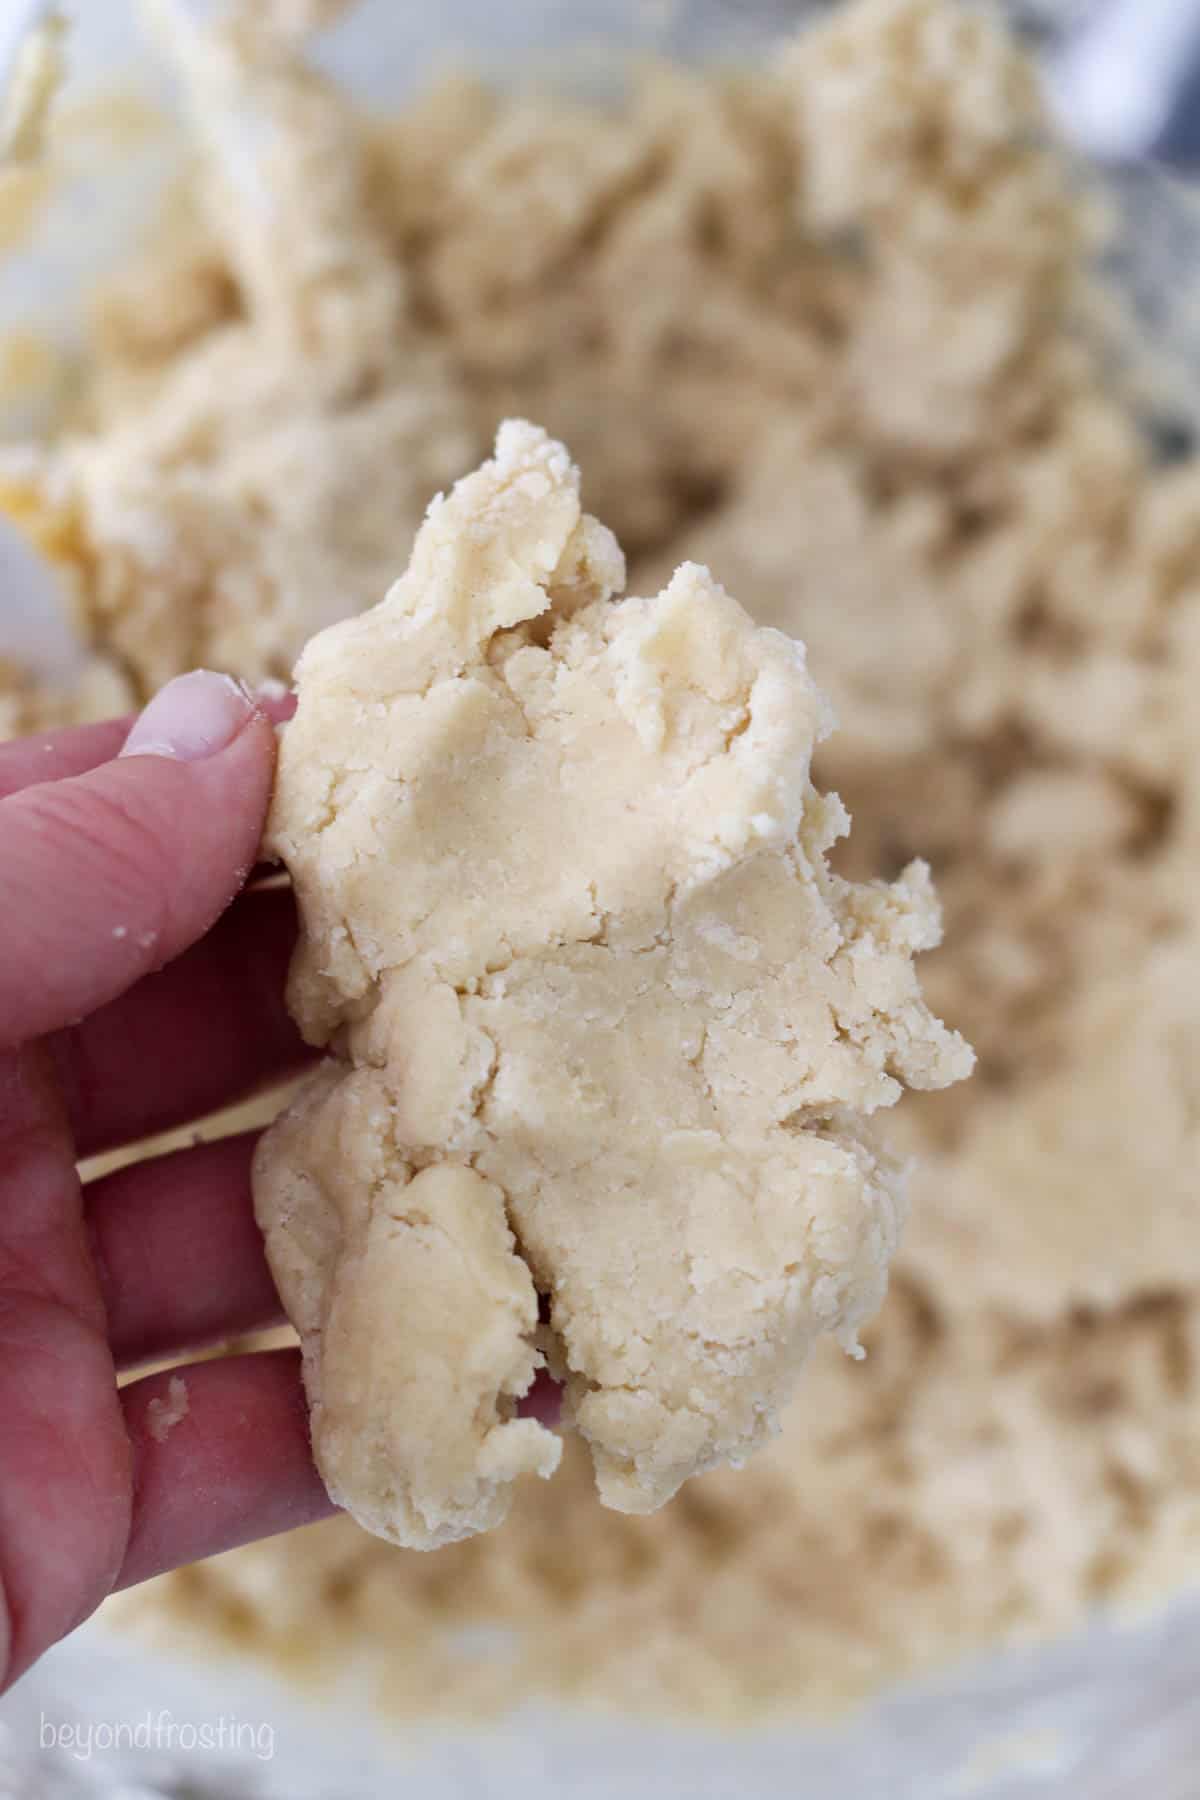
109,1285 -> 1200,1722
0,7 -> 476,698
254,420 -> 970,1545
8,0 -> 1200,1724
145,1373 -> 190,1443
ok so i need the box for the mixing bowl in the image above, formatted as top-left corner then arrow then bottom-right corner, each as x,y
1,4 -> 1198,1795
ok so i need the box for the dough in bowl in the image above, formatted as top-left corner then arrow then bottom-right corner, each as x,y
253,420 -> 972,1548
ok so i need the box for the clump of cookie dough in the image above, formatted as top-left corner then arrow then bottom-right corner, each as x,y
253,420 -> 972,1549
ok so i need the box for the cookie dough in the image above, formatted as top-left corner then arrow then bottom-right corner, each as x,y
0,3 -> 477,700
10,0 -> 1200,1729
253,421 -> 971,1547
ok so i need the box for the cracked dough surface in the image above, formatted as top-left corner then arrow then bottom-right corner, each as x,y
253,420 -> 970,1546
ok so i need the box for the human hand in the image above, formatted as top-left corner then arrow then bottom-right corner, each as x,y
0,670 -> 336,1697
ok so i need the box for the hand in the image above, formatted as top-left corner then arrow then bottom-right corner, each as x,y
0,670 -> 335,1696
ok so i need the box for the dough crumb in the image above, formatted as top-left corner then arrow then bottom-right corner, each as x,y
145,1374 -> 190,1444
253,421 -> 971,1549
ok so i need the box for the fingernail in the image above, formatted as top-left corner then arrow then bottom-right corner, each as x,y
120,670 -> 255,762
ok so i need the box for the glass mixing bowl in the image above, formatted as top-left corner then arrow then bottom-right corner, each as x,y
1,4 -> 1198,1796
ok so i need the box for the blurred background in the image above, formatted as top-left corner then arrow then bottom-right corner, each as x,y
2,1 -> 1200,1795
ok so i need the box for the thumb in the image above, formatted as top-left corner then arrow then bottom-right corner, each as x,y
0,671 -> 278,1049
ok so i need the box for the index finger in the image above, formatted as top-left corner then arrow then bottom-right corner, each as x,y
0,687 -> 294,801
0,677 -> 276,1049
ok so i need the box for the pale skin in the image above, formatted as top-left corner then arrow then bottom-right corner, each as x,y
0,670 -> 337,1696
